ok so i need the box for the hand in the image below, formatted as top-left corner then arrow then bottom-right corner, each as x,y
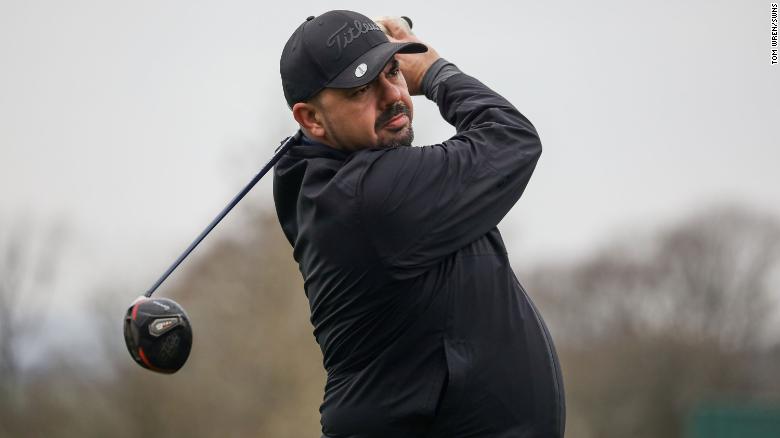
376,17 -> 440,96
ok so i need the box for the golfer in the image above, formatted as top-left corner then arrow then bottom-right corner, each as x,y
274,10 -> 565,438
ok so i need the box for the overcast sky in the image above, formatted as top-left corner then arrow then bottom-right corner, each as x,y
1,0 -> 778,363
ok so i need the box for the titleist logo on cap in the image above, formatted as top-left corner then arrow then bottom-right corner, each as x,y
327,20 -> 382,58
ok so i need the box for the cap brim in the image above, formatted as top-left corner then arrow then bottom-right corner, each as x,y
326,41 -> 428,89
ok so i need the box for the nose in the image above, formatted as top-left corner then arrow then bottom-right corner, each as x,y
376,74 -> 402,107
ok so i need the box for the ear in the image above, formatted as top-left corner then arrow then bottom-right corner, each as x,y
292,102 -> 326,139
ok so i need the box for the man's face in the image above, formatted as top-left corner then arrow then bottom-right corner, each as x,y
312,58 -> 414,151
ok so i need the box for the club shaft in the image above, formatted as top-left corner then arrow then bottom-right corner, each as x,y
144,132 -> 299,297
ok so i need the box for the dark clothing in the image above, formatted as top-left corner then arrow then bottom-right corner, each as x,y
273,67 -> 564,437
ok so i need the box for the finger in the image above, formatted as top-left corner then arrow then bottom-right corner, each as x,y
380,17 -> 413,38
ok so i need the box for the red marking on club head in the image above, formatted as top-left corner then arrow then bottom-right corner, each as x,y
138,347 -> 163,372
131,301 -> 142,320
138,347 -> 175,374
138,347 -> 152,367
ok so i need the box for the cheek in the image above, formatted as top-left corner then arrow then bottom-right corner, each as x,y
325,107 -> 378,144
344,110 -> 377,135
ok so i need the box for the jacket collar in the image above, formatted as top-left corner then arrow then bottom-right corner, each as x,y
288,132 -> 352,161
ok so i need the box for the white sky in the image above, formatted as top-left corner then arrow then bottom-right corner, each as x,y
1,0 -> 778,363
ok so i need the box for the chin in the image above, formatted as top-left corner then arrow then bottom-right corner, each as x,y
379,125 -> 414,148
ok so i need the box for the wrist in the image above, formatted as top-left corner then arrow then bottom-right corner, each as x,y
421,58 -> 461,101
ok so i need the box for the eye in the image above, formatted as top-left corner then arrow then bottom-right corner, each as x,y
387,66 -> 401,77
353,85 -> 370,96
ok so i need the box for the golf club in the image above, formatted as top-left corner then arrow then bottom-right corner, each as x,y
124,131 -> 300,373
124,14 -> 415,374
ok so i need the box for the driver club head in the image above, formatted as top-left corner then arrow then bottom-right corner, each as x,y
124,297 -> 193,374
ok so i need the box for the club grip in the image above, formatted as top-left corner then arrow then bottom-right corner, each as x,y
374,16 -> 413,35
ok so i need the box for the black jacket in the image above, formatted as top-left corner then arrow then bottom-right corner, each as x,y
273,71 -> 564,438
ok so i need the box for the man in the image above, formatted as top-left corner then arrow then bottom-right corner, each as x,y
274,10 -> 565,438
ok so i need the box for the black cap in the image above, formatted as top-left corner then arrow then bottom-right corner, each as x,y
280,10 -> 427,107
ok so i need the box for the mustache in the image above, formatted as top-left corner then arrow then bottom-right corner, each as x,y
375,102 -> 410,130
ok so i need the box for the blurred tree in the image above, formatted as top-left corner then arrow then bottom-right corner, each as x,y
91,210 -> 324,438
528,206 -> 780,438
0,217 -> 66,435
0,219 -> 65,388
5,206 -> 780,438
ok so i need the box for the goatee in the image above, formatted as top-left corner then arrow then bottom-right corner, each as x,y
382,126 -> 414,148
376,102 -> 414,148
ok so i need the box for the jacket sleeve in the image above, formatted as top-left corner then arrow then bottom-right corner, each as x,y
359,72 -> 542,279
